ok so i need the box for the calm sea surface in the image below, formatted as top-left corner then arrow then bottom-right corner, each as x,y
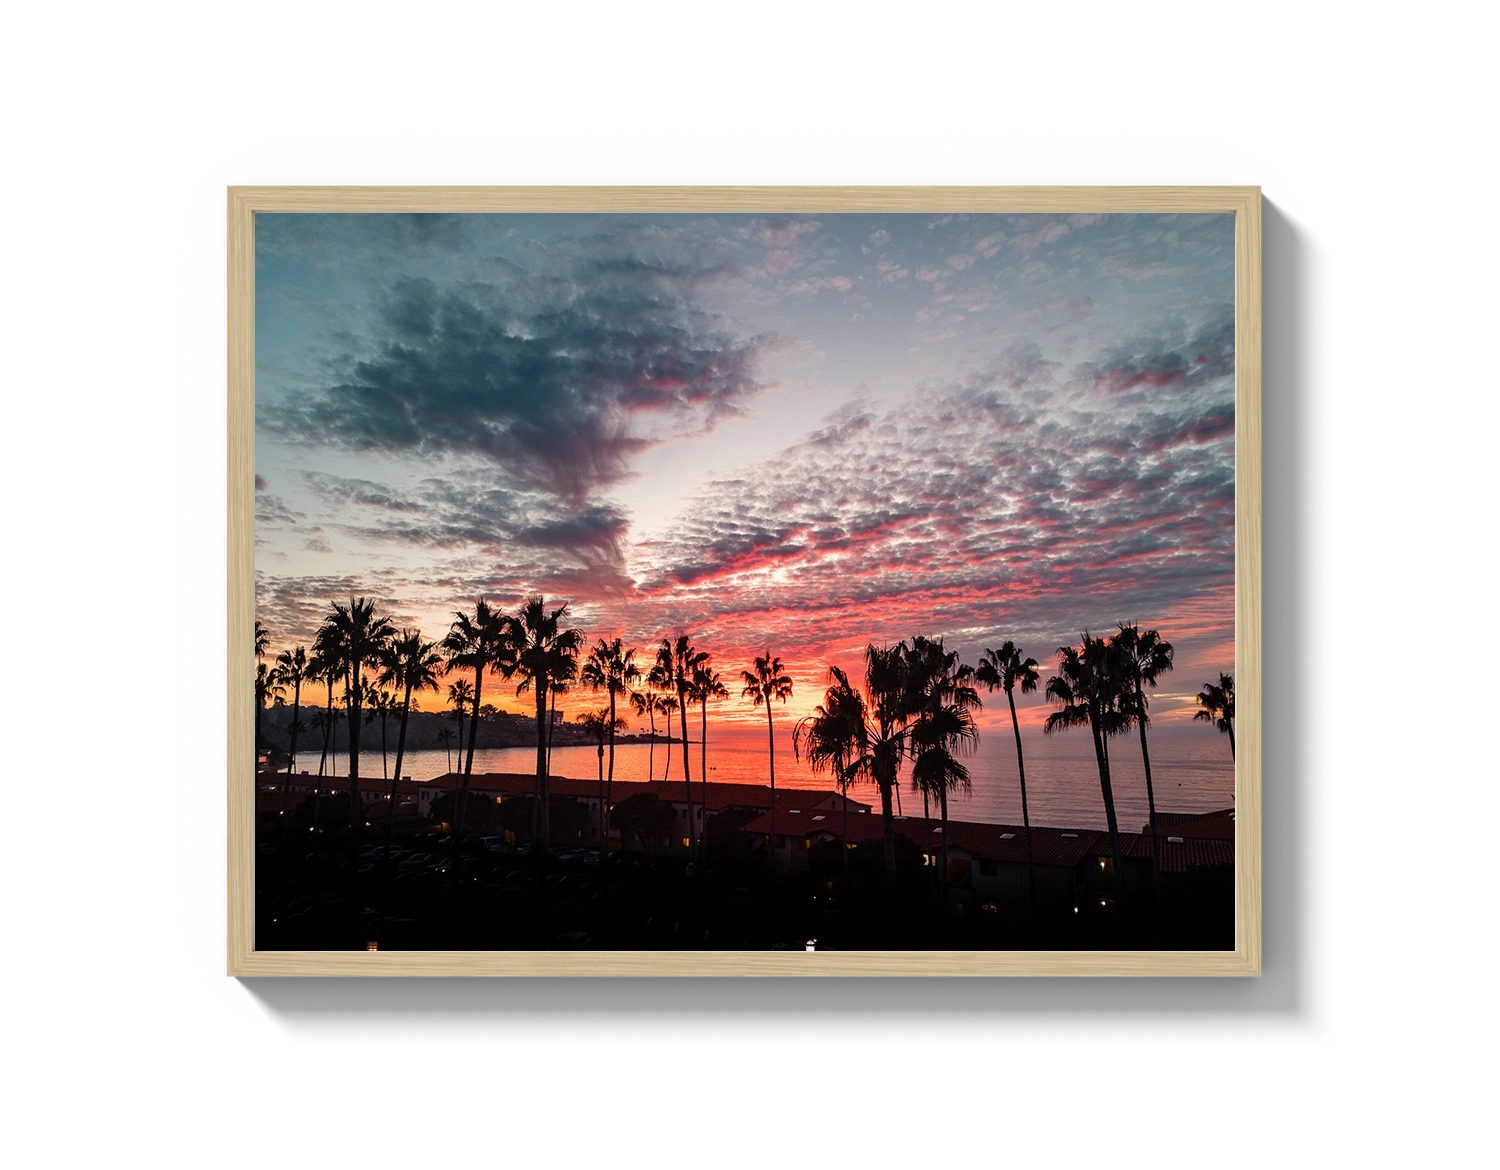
295,723 -> 1234,833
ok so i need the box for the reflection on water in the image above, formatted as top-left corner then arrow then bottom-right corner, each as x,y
294,725 -> 1233,832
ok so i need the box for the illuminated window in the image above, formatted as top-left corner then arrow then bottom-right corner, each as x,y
681,837 -> 690,848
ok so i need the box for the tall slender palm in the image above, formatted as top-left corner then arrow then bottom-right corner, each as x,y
1113,624 -> 1174,906
794,665 -> 870,882
274,646 -> 312,844
512,597 -> 583,859
436,725 -> 455,773
906,637 -> 981,915
863,642 -> 914,884
255,620 -> 270,661
576,707 -> 626,849
320,598 -> 395,840
443,598 -> 517,865
546,663 -> 576,776
377,630 -> 443,862
691,661 -> 728,866
654,693 -> 678,780
1195,673 -> 1236,759
654,636 -> 706,857
582,639 -> 641,855
741,651 -> 794,854
446,679 -> 474,769
630,686 -> 661,783
254,662 -> 284,769
307,635 -> 342,787
975,641 -> 1040,919
1046,634 -> 1130,900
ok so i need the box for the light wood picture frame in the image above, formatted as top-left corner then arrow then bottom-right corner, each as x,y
229,186 -> 1260,977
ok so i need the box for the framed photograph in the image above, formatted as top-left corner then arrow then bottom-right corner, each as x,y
228,186 -> 1260,976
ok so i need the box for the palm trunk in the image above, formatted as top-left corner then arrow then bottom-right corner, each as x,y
380,708 -> 388,782
596,743 -> 605,849
1006,687 -> 1035,925
663,721 -> 672,781
536,682 -> 551,862
646,705 -> 655,784
1135,683 -> 1162,916
281,680 -> 301,849
873,780 -> 895,886
1227,721 -> 1236,760
347,673 -> 362,842
606,689 -> 617,853
841,768 -> 850,882
384,682 -> 413,865
678,692 -> 694,860
452,668 -> 483,870
922,786 -> 935,899
699,697 -> 709,868
765,705 -> 775,864
940,784 -> 950,918
255,698 -> 264,769
1089,711 -> 1126,901
313,678 -> 333,840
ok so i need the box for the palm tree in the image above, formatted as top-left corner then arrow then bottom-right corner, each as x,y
254,662 -> 285,769
582,638 -> 641,856
320,598 -> 395,840
691,661 -> 728,866
975,641 -> 1040,919
511,597 -> 583,859
861,643 -> 914,884
307,634 -> 343,786
1113,624 -> 1174,907
576,707 -> 624,850
657,636 -> 707,857
630,686 -> 661,783
443,598 -> 517,866
436,725 -> 455,773
274,645 -> 312,843
446,679 -> 474,769
377,630 -> 443,862
906,637 -> 981,915
255,620 -> 270,661
741,651 -> 794,855
654,693 -> 678,779
794,665 -> 869,882
1046,634 -> 1130,900
1194,673 -> 1236,758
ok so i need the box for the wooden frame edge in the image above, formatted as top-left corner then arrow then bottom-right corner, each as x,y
227,186 -> 1262,978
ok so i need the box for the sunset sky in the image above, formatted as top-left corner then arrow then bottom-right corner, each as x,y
254,211 -> 1236,732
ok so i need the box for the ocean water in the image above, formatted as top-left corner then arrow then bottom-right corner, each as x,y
290,723 -> 1235,833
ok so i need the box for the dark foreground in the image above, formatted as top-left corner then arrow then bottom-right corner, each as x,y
255,826 -> 1233,952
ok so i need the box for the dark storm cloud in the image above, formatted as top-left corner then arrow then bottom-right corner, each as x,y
268,257 -> 771,503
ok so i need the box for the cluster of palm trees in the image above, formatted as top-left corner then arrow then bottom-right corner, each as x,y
256,601 -> 1236,897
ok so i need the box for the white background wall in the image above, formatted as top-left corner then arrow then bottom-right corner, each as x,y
2,3 -> 1494,1166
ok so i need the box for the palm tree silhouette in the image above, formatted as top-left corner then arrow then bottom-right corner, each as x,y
906,637 -> 981,916
442,598 -> 515,867
741,651 -> 794,856
321,598 -> 395,841
976,641 -> 1040,921
1114,624 -> 1174,908
255,619 -> 270,661
446,679 -> 474,769
1046,634 -> 1130,901
512,597 -> 583,860
583,638 -> 640,856
255,661 -> 284,769
863,642 -> 914,884
653,693 -> 677,780
576,707 -> 624,849
1194,673 -> 1236,758
794,665 -> 870,883
377,629 -> 442,862
273,645 -> 311,846
691,660 -> 728,867
307,633 -> 343,787
657,636 -> 707,858
629,686 -> 661,783
436,725 -> 455,773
